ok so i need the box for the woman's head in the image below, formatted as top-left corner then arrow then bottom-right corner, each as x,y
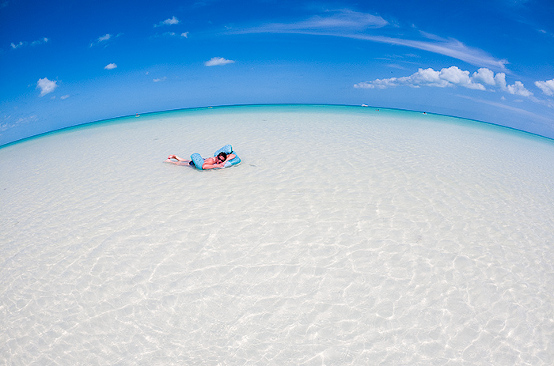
217,152 -> 227,162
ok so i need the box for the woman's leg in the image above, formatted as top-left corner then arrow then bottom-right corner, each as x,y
166,155 -> 191,165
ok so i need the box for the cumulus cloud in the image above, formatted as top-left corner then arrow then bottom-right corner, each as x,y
440,66 -> 485,90
181,32 -> 189,38
155,16 -> 179,27
355,66 -> 483,90
37,77 -> 57,97
355,66 -> 532,96
104,63 -> 117,70
205,57 -> 235,66
535,78 -> 554,96
506,81 -> 532,97
472,68 -> 496,86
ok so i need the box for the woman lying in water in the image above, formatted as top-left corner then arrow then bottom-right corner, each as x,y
165,151 -> 236,169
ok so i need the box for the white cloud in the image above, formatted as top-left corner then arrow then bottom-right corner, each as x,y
354,35 -> 508,71
235,11 -> 507,71
155,16 -> 179,27
60,95 -> 70,100
11,41 -> 24,49
155,31 -> 189,39
11,37 -> 48,49
205,57 -> 235,66
494,73 -> 507,90
31,37 -> 49,46
535,78 -> 554,96
506,80 -> 532,97
244,9 -> 388,33
90,33 -> 111,47
37,77 -> 57,97
406,68 -> 447,87
0,114 -> 38,132
355,66 -> 482,90
288,9 -> 388,30
104,63 -> 117,70
355,66 -> 532,96
153,77 -> 167,82
440,66 -> 485,90
472,68 -> 496,86
98,33 -> 111,42
457,94 -> 553,125
90,33 -> 122,47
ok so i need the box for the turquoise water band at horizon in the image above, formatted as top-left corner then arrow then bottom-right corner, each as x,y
2,104 -> 553,150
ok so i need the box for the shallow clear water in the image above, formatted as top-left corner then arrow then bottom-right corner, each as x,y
1,105 -> 553,365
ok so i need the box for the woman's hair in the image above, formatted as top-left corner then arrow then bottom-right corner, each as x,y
217,152 -> 227,160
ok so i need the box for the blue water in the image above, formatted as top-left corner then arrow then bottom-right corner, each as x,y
2,104 -> 553,150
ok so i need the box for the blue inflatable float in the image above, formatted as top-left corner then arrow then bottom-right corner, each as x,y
190,144 -> 241,170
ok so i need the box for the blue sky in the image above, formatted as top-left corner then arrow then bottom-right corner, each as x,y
1,0 -> 553,145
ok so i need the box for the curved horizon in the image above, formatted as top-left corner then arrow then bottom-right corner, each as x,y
2,103 -> 553,150
1,0 -> 553,146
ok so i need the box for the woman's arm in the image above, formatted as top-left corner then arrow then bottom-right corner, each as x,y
202,153 -> 236,169
202,162 -> 225,169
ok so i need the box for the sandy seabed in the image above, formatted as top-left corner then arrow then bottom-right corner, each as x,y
1,105 -> 553,365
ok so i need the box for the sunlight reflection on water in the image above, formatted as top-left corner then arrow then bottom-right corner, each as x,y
1,105 -> 553,365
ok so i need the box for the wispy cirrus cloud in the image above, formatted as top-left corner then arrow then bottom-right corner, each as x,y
233,9 -> 508,72
11,37 -> 49,49
90,33 -> 122,47
237,9 -> 388,34
90,33 -> 111,47
10,41 -> 24,49
348,34 -> 509,71
155,31 -> 189,38
457,94 -> 553,126
0,114 -> 38,133
355,66 -> 532,96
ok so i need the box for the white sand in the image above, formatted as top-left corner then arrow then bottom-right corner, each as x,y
1,105 -> 553,365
